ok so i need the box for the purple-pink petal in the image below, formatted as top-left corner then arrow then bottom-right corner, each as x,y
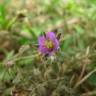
53,39 -> 59,50
39,46 -> 49,54
38,36 -> 45,46
46,32 -> 56,42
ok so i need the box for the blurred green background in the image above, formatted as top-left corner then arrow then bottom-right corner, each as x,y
0,0 -> 96,96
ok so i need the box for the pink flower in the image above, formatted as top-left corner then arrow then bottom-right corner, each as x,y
38,32 -> 59,55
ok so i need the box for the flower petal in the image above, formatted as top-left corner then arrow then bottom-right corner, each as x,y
38,36 -> 45,46
39,46 -> 49,54
46,32 -> 56,41
53,39 -> 59,50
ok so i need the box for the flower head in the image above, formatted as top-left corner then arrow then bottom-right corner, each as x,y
38,32 -> 59,55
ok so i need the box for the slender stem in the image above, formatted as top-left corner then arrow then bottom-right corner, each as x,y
74,68 -> 96,88
81,91 -> 96,96
75,63 -> 87,87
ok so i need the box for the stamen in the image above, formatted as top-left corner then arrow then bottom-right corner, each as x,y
44,40 -> 54,49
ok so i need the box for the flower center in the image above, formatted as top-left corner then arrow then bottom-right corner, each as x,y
44,40 -> 54,49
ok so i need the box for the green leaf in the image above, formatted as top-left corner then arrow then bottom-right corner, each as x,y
5,51 -> 14,61
88,73 -> 96,86
87,0 -> 96,5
